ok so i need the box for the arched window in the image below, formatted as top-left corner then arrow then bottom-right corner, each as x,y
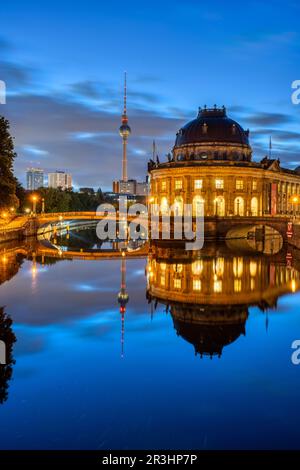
234,196 -> 244,216
173,196 -> 183,216
251,197 -> 258,216
214,196 -> 225,216
192,195 -> 204,217
160,197 -> 169,216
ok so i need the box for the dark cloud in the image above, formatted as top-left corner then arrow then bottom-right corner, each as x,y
0,60 -> 34,88
3,91 -> 181,189
246,112 -> 293,127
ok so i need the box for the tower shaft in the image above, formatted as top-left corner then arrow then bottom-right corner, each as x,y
122,137 -> 128,182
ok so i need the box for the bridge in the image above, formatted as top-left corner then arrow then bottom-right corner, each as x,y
0,210 -> 297,246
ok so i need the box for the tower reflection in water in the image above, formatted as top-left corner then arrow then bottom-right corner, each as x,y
146,242 -> 300,358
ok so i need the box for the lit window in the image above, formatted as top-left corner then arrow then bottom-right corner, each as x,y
214,280 -> 222,293
213,257 -> 224,277
175,179 -> 183,190
215,179 -> 224,189
192,260 -> 203,275
160,274 -> 165,287
173,264 -> 183,273
252,180 -> 257,191
234,279 -> 242,292
250,261 -> 257,277
236,179 -> 244,190
194,179 -> 203,189
174,278 -> 181,289
233,257 -> 243,278
161,180 -> 166,191
193,279 -> 201,291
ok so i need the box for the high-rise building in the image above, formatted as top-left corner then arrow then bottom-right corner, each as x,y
112,179 -> 149,196
119,179 -> 136,195
26,168 -> 44,190
48,171 -> 72,190
135,181 -> 149,196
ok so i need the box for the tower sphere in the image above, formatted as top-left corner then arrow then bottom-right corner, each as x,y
119,123 -> 131,138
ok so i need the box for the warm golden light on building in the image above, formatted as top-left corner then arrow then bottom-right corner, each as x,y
148,106 -> 300,221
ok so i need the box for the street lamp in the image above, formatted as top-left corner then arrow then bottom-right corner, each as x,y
41,197 -> 45,213
290,195 -> 299,219
32,195 -> 38,215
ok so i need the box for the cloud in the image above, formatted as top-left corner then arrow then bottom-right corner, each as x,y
3,91 -> 181,189
246,112 -> 293,127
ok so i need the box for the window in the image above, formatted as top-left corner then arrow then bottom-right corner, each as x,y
193,279 -> 201,291
252,180 -> 257,191
161,180 -> 166,191
175,179 -> 182,190
214,280 -> 222,293
236,179 -> 243,190
194,179 -> 203,189
215,179 -> 224,189
174,278 -> 182,289
192,260 -> 203,275
173,264 -> 183,273
234,279 -> 242,293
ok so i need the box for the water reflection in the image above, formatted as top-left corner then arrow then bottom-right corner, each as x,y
146,242 -> 300,357
1,232 -> 300,406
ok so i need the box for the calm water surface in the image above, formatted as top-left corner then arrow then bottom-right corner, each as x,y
0,228 -> 300,450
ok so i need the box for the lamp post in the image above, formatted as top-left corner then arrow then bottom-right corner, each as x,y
41,197 -> 45,213
32,195 -> 38,215
291,195 -> 299,220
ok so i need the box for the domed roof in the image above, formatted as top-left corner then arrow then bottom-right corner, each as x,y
173,317 -> 246,358
175,106 -> 250,147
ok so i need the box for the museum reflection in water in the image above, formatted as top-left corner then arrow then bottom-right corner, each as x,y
146,241 -> 300,358
1,235 -> 300,402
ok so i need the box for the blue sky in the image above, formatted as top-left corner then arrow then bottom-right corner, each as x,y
1,0 -> 300,190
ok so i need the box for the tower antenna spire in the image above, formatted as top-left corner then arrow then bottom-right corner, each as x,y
123,71 -> 127,116
269,136 -> 272,159
119,72 -> 131,182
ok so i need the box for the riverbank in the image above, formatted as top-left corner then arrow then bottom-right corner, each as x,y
0,216 -> 37,243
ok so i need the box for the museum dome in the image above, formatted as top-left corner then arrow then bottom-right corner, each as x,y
175,106 -> 250,147
171,106 -> 252,162
172,304 -> 247,358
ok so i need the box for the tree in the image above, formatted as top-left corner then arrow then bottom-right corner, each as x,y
0,117 -> 18,209
36,187 -> 71,213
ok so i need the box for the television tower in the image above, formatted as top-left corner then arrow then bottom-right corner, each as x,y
118,252 -> 129,358
119,72 -> 131,182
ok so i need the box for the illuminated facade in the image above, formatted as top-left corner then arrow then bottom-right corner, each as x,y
148,106 -> 300,217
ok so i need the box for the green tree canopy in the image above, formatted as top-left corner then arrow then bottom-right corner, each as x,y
0,117 -> 18,209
